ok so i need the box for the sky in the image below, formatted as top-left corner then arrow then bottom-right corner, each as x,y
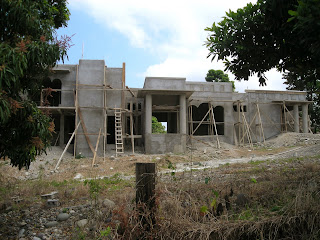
57,0 -> 288,93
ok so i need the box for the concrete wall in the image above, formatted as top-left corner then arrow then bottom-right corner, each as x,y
106,68 -> 122,113
49,64 -> 77,107
49,60 -> 309,155
145,133 -> 186,154
144,77 -> 186,90
76,60 -> 105,157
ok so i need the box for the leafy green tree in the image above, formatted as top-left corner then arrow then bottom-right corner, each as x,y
205,0 -> 320,129
0,0 -> 70,169
152,116 -> 166,133
205,69 -> 235,91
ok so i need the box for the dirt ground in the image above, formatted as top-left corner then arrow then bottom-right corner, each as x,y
1,132 -> 319,182
0,132 -> 319,239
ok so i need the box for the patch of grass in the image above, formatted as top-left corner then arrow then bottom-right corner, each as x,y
248,159 -> 266,165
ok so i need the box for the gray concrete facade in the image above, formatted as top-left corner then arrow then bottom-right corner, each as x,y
42,59 -> 311,156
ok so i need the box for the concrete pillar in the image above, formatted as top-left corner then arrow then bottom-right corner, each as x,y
293,105 -> 300,133
302,104 -> 308,133
179,94 -> 186,135
145,94 -> 152,134
59,114 -> 64,146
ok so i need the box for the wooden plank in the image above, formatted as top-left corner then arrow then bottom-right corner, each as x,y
92,128 -> 102,167
77,107 -> 96,156
55,121 -> 81,170
126,86 -> 135,97
123,135 -> 142,139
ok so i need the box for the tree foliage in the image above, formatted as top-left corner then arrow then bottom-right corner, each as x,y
152,116 -> 166,134
0,0 -> 70,169
205,69 -> 229,82
205,0 -> 320,82
205,0 -> 320,129
205,69 -> 235,91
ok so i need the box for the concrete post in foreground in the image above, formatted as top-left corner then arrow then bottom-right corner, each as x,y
145,94 -> 152,134
136,163 -> 156,230
179,94 -> 186,135
293,104 -> 300,133
302,104 -> 308,133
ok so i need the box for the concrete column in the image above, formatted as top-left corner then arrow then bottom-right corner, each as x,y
293,104 -> 300,133
179,94 -> 186,134
302,104 -> 308,133
145,94 -> 152,134
59,114 -> 65,147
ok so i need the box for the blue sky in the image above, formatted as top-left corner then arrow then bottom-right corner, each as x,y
57,0 -> 287,92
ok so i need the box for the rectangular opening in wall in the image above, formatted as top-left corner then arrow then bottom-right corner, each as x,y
152,116 -> 167,133
152,112 -> 177,133
65,115 -> 75,144
107,116 -> 115,144
191,103 -> 210,136
190,104 -> 224,135
213,106 -> 224,135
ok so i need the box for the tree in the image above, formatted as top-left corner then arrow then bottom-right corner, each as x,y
205,0 -> 320,129
0,0 -> 70,169
152,117 -> 166,134
205,69 -> 235,91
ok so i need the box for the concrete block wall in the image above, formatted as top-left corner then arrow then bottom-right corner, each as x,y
144,77 -> 186,90
49,65 -> 77,107
76,60 -> 105,157
145,134 -> 186,154
105,68 -> 123,113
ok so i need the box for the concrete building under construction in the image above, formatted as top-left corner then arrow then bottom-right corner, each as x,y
39,60 -> 312,158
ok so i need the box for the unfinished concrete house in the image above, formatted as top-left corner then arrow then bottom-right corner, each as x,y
39,59 -> 312,157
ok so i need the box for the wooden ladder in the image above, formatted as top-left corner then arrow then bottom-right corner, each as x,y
114,108 -> 124,156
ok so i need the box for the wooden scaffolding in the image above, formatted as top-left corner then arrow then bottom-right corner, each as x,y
188,102 -> 221,148
69,62 -> 137,162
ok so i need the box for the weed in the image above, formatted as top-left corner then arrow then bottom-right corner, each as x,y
204,177 -> 210,184
84,179 -> 102,204
100,226 -> 112,237
250,178 -> 257,183
62,208 -> 68,213
249,160 -> 266,165
75,152 -> 85,159
74,227 -> 86,240
50,180 -> 68,187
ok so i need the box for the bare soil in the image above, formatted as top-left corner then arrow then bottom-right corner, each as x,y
0,132 -> 319,239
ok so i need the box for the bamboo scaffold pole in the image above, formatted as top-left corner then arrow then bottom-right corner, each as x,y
209,104 -> 220,149
256,103 -> 266,144
239,103 -> 253,149
191,107 -> 211,135
92,128 -> 102,167
130,101 -> 135,154
55,121 -> 81,170
74,64 -> 79,157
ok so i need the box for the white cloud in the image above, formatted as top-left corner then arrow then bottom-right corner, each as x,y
70,0 -> 288,92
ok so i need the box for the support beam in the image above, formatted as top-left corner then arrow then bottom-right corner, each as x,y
179,94 -> 186,135
302,104 -> 308,133
55,121 -> 81,170
293,104 -> 300,133
145,94 -> 152,134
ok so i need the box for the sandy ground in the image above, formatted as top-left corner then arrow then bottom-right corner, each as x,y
1,132 -> 319,183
